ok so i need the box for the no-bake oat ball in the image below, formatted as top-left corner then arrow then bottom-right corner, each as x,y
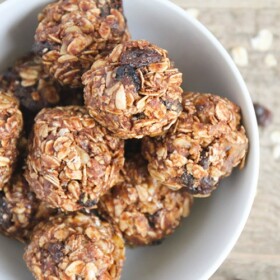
99,155 -> 193,246
24,212 -> 125,280
34,0 -> 130,87
82,40 -> 183,139
0,92 -> 23,190
142,92 -> 249,197
25,106 -> 124,212
0,54 -> 62,115
0,173 -> 55,242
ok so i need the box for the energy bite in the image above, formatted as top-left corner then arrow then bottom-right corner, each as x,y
0,173 -> 55,243
34,0 -> 130,87
24,212 -> 125,280
99,155 -> 193,246
142,92 -> 249,197
0,92 -> 23,190
25,106 -> 124,212
0,54 -> 62,115
83,40 -> 183,139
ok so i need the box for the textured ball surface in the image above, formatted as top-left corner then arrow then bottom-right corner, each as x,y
0,91 -> 23,189
142,92 -> 249,197
99,155 -> 193,246
25,106 -> 124,211
0,173 -> 54,242
34,0 -> 130,87
24,212 -> 125,280
82,40 -> 183,139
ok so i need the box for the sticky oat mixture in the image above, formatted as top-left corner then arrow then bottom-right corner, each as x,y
99,155 -> 193,246
83,40 -> 183,139
0,92 -> 23,190
34,0 -> 130,87
24,212 -> 125,280
142,92 -> 249,197
0,173 -> 55,242
25,106 -> 124,212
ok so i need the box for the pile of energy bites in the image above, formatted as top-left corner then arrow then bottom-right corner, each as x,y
0,0 -> 249,279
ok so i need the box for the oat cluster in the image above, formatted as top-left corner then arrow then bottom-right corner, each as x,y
142,92 -> 249,197
0,92 -> 23,190
25,106 -> 124,212
99,155 -> 193,246
34,0 -> 130,87
0,54 -> 62,115
24,212 -> 125,280
83,40 -> 183,139
0,174 -> 54,242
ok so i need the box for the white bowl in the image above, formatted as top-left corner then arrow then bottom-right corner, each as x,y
0,0 -> 259,279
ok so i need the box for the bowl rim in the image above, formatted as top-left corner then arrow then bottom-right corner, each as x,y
0,0 -> 260,279
155,0 -> 259,279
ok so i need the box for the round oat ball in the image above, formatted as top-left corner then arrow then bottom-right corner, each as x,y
0,92 -> 23,190
0,54 -> 62,115
99,155 -> 193,246
82,40 -> 183,139
33,0 -> 130,88
0,173 -> 55,242
24,212 -> 125,280
142,92 -> 249,197
25,106 -> 124,212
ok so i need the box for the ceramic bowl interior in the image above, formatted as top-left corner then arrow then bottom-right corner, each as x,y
0,0 -> 259,279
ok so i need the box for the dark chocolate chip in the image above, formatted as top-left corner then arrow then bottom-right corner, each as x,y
253,103 -> 272,127
120,47 -> 162,68
115,65 -> 141,91
78,193 -> 98,208
47,242 -> 64,264
0,192 -> 12,230
199,149 -> 209,170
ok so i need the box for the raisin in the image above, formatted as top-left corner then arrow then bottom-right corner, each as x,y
32,41 -> 57,55
47,242 -> 64,264
2,68 -> 17,84
131,113 -> 145,121
146,213 -> 157,229
100,3 -> 110,17
181,172 -> 194,190
162,99 -> 183,113
0,192 -> 12,229
111,0 -> 122,10
199,149 -> 209,170
78,193 -> 97,208
116,65 -> 141,91
100,0 -> 122,16
253,103 -> 272,127
120,47 -> 162,68
199,177 -> 215,193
